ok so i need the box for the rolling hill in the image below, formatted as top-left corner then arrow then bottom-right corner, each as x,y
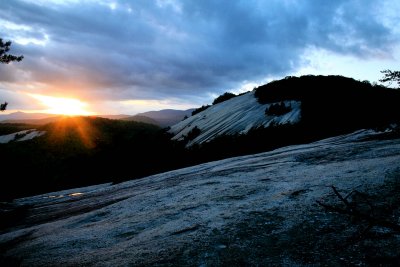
0,117 -> 187,200
170,91 -> 301,145
170,75 -> 400,146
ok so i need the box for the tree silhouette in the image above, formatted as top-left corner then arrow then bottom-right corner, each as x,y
0,38 -> 23,64
212,92 -> 237,105
1,38 -> 23,111
265,102 -> 292,116
380,69 -> 400,89
0,102 -> 8,111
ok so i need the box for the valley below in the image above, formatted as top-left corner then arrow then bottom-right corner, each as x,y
1,129 -> 400,266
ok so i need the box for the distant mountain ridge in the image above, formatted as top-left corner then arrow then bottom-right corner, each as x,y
122,109 -> 194,127
0,109 -> 194,127
0,111 -> 59,122
0,112 -> 132,124
121,115 -> 159,125
0,116 -> 63,125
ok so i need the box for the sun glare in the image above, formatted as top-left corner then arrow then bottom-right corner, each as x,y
29,94 -> 93,116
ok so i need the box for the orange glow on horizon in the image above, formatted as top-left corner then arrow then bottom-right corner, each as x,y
28,94 -> 94,116
48,116 -> 98,149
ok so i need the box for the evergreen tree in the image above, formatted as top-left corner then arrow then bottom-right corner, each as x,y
1,38 -> 24,111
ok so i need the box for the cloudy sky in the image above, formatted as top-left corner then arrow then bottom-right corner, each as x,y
0,0 -> 399,115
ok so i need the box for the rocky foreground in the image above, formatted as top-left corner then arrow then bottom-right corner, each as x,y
1,129 -> 400,266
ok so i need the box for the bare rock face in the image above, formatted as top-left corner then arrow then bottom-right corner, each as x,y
1,130 -> 400,266
0,130 -> 46,144
169,91 -> 301,146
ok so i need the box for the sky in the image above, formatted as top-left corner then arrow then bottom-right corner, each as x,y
0,0 -> 399,115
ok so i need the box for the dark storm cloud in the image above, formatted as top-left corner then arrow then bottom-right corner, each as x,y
0,0 -> 397,102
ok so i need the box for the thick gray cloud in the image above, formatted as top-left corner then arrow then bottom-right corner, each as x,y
0,0 -> 398,106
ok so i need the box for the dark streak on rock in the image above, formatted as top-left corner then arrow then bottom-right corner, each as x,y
171,224 -> 200,235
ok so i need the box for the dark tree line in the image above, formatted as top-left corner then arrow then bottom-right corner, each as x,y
265,102 -> 292,116
191,92 -> 237,117
212,92 -> 237,105
254,75 -> 400,137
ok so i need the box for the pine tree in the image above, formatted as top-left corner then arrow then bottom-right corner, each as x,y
1,38 -> 24,111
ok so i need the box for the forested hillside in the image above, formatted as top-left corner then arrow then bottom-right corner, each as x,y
0,117 -> 187,200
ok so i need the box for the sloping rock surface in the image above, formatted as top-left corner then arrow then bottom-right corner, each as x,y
1,130 -> 400,266
170,91 -> 301,145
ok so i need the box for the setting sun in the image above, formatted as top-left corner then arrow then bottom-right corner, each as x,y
29,94 -> 94,116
